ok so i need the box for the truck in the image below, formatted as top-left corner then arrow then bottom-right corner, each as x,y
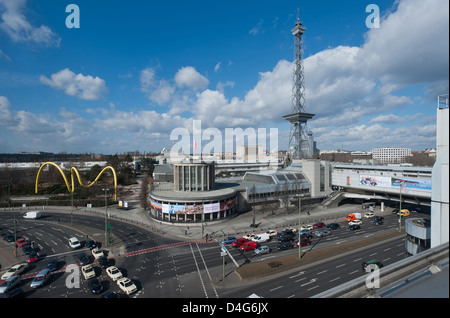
23,211 -> 42,219
345,213 -> 361,222
252,233 -> 270,243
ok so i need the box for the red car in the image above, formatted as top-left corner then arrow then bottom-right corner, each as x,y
313,222 -> 326,229
295,238 -> 311,247
16,238 -> 28,247
27,253 -> 39,264
232,238 -> 247,247
240,241 -> 257,251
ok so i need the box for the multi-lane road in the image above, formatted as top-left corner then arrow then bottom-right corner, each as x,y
0,208 -> 419,298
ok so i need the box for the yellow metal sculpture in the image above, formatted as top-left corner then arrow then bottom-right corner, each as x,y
35,162 -> 117,201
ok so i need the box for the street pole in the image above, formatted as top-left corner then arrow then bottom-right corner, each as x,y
398,183 -> 403,232
298,195 -> 302,260
103,188 -> 109,248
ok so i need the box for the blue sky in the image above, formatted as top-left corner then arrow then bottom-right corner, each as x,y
0,0 -> 448,154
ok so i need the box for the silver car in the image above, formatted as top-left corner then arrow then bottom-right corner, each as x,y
30,268 -> 51,289
0,275 -> 20,294
315,230 -> 331,237
254,246 -> 271,255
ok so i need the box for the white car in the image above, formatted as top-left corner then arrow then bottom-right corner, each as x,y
81,265 -> 96,279
68,237 -> 81,249
364,212 -> 375,218
349,220 -> 363,226
91,248 -> 104,260
265,230 -> 277,237
243,233 -> 256,240
117,277 -> 137,295
106,266 -> 123,281
300,225 -> 313,231
1,263 -> 28,280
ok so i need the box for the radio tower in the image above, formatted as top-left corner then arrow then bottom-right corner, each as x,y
283,10 -> 315,160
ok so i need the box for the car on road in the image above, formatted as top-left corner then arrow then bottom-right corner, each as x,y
0,275 -> 20,294
277,242 -> 293,251
373,216 -> 384,221
88,278 -> 104,295
117,277 -> 137,295
22,244 -> 34,255
265,230 -> 277,237
3,234 -> 14,242
77,252 -> 90,266
240,241 -> 257,251
98,256 -> 111,269
313,222 -> 326,229
92,248 -> 104,260
243,233 -> 257,240
231,238 -> 247,247
69,237 -> 81,249
397,209 -> 410,217
16,238 -> 28,247
364,212 -> 375,218
348,219 -> 362,226
373,219 -> 384,226
277,235 -> 295,243
106,266 -> 123,281
30,269 -> 51,289
47,259 -> 58,271
326,223 -> 340,230
1,263 -> 28,280
254,246 -> 271,255
315,230 -> 331,237
27,252 -> 40,264
86,240 -> 97,250
295,238 -> 311,246
81,265 -> 96,280
221,236 -> 237,244
300,225 -> 313,231
348,224 -> 361,231
362,260 -> 384,272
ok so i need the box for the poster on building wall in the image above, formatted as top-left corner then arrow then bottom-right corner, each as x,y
360,175 -> 392,187
391,177 -> 432,191
204,203 -> 220,213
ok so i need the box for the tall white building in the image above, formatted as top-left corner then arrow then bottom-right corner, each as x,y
431,94 -> 449,248
372,147 -> 411,163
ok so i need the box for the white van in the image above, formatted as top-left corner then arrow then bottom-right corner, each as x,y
252,233 -> 270,243
23,211 -> 42,219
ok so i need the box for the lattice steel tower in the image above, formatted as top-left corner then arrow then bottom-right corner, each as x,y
283,10 -> 315,160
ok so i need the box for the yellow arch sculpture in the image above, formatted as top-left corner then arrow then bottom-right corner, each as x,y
35,162 -> 117,201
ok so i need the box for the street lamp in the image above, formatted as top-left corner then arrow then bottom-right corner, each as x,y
297,194 -> 304,260
103,188 -> 109,248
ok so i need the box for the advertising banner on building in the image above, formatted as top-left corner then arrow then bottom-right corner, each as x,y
360,175 -> 392,187
360,175 -> 431,192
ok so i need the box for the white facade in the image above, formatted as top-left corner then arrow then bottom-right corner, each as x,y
431,102 -> 449,248
372,147 -> 411,163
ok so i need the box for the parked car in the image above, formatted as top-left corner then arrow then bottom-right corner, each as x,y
349,224 -> 361,231
1,263 -> 28,280
30,269 -> 51,289
254,246 -> 271,255
0,275 -> 20,294
326,223 -> 340,230
277,242 -> 293,251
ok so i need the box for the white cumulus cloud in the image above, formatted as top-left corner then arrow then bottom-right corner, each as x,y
39,68 -> 108,101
